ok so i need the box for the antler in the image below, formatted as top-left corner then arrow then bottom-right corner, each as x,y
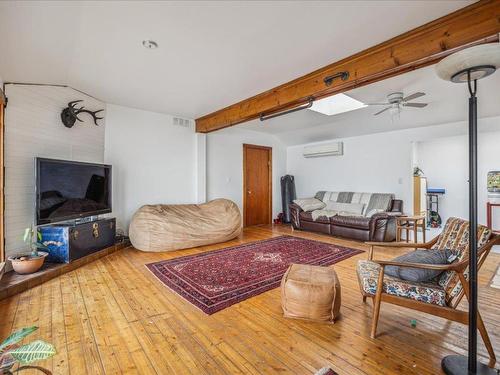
75,108 -> 104,126
66,100 -> 104,126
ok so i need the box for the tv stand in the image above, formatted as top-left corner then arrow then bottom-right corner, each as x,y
40,217 -> 116,263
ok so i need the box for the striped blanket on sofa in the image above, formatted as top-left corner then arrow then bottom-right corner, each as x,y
311,191 -> 394,221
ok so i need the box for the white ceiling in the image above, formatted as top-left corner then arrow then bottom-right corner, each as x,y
0,0 -> 474,120
238,64 -> 500,145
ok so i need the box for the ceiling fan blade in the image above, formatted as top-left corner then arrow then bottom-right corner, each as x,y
366,102 -> 390,106
403,92 -> 425,101
373,107 -> 390,116
403,102 -> 428,108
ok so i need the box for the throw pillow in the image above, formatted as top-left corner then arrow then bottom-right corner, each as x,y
325,201 -> 364,216
293,198 -> 326,212
385,249 -> 453,282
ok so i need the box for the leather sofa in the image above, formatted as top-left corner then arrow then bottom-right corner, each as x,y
289,199 -> 403,242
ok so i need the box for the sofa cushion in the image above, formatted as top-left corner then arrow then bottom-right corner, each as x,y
299,211 -> 330,224
325,202 -> 365,216
363,193 -> 394,216
357,260 -> 447,306
315,191 -> 394,216
330,215 -> 370,230
385,249 -> 452,282
315,191 -> 338,203
311,210 -> 338,221
293,198 -> 326,212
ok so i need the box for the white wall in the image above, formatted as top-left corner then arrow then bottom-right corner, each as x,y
206,127 -> 286,219
416,129 -> 500,229
104,104 -> 198,232
286,116 -> 500,219
4,84 -> 105,259
288,132 -> 412,206
195,133 -> 207,204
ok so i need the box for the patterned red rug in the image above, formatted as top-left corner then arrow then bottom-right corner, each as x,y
146,235 -> 362,314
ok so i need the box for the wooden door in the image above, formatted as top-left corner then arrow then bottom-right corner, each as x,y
243,144 -> 272,227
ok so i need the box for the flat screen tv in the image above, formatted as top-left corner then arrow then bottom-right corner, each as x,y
35,158 -> 112,225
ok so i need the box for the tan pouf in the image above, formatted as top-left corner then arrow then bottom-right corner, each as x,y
281,263 -> 341,323
129,198 -> 241,252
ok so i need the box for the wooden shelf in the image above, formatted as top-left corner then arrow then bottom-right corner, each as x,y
0,240 -> 130,301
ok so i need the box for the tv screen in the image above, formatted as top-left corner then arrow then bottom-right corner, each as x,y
35,158 -> 112,224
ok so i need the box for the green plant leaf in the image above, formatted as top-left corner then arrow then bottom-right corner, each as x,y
9,340 -> 56,364
23,228 -> 31,243
0,327 -> 38,351
37,231 -> 42,242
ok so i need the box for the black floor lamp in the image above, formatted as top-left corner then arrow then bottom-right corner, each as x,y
436,43 -> 500,375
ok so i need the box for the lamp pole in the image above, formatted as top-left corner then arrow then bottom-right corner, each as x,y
437,44 -> 500,374
467,71 -> 478,374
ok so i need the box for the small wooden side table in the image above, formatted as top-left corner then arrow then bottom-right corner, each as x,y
396,215 -> 426,243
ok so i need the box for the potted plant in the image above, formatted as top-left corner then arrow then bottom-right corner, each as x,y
7,228 -> 49,275
0,326 -> 56,374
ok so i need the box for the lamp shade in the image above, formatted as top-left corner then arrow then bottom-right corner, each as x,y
435,43 -> 500,82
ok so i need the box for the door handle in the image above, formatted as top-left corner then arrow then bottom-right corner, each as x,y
247,190 -> 252,195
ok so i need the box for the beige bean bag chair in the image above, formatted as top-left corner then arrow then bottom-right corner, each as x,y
129,198 -> 241,252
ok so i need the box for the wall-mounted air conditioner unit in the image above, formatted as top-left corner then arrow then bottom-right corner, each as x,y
303,142 -> 343,158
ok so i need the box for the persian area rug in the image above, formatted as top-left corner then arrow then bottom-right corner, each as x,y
146,235 -> 362,314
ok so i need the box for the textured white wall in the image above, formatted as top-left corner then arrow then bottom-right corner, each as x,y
195,133 -> 207,204
104,104 -> 197,232
416,129 -> 500,229
4,84 -> 105,259
287,132 -> 412,207
206,127 -> 286,219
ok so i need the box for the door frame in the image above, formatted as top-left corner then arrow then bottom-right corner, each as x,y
242,143 -> 272,227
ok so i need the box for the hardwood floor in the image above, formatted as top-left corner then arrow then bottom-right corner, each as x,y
1,225 -> 499,375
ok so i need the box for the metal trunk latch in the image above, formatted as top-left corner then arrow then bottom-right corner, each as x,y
93,223 -> 99,238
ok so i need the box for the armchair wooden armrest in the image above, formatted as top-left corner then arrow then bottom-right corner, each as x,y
365,241 -> 431,248
370,259 -> 460,271
365,236 -> 439,260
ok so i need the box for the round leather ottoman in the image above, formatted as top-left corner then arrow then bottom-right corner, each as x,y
281,263 -> 341,323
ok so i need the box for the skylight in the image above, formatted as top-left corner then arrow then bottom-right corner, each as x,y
309,93 -> 367,116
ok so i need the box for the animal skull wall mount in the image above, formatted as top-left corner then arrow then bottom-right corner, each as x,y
61,100 -> 104,128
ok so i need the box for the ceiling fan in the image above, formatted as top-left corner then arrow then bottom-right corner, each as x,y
368,92 -> 428,116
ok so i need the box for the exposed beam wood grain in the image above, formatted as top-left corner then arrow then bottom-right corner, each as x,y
196,0 -> 500,133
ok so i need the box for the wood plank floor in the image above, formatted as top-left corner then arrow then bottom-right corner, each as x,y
1,225 -> 499,375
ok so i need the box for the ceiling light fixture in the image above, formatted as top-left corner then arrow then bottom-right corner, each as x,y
142,40 -> 158,49
309,93 -> 366,116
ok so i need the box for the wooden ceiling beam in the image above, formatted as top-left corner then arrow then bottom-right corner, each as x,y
195,0 -> 500,133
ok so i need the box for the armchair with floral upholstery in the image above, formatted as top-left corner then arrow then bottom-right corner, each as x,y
356,217 -> 500,368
